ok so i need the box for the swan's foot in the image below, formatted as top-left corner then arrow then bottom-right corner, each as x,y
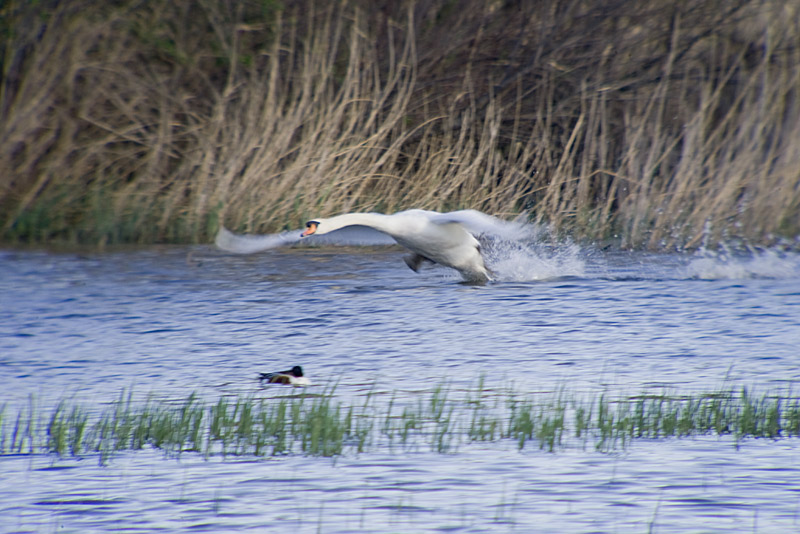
404,253 -> 435,272
459,271 -> 492,285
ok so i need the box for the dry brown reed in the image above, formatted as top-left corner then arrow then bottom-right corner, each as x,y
1,0 -> 798,248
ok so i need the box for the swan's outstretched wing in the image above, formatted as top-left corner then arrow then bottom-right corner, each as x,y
215,226 -> 301,254
426,210 -> 531,240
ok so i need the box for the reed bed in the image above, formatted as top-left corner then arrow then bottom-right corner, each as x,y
2,384 -> 799,464
2,0 -> 799,248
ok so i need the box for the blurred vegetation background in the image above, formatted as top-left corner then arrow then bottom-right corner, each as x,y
1,0 -> 798,248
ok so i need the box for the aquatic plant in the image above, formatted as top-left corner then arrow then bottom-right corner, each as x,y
2,383 -> 800,464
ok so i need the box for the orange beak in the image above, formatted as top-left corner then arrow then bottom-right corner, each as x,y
301,222 -> 318,237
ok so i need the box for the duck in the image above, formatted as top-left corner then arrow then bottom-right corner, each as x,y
258,365 -> 311,386
216,209 -> 527,283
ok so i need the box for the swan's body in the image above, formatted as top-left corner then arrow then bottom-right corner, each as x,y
301,210 -> 492,282
216,209 -> 526,283
259,365 -> 310,386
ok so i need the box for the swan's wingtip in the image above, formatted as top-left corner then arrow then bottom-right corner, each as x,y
214,225 -> 239,252
214,225 -> 231,242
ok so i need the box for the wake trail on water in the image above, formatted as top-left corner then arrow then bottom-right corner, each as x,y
583,246 -> 800,283
482,234 -> 800,283
683,247 -> 800,280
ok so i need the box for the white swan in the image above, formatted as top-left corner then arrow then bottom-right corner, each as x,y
216,209 -> 526,283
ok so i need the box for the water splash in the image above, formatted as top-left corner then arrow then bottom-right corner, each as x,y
485,236 -> 586,282
684,247 -> 800,280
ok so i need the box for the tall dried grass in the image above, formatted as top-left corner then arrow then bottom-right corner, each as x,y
1,0 -> 798,247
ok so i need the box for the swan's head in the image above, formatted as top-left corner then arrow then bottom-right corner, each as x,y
301,220 -> 320,237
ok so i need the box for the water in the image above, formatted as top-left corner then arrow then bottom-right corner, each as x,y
1,242 -> 800,532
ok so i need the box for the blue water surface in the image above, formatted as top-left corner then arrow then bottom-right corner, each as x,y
1,243 -> 799,532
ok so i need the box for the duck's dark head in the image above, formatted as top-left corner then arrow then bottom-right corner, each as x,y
290,365 -> 304,377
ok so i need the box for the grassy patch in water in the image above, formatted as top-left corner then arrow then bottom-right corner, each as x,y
2,384 -> 800,464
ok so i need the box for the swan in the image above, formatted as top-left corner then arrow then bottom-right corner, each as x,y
299,210 -> 494,282
216,209 -> 526,283
259,365 -> 311,386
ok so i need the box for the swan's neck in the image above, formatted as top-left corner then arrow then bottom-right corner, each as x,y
319,213 -> 392,235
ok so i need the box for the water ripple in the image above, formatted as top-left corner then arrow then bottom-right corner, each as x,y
1,246 -> 799,532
